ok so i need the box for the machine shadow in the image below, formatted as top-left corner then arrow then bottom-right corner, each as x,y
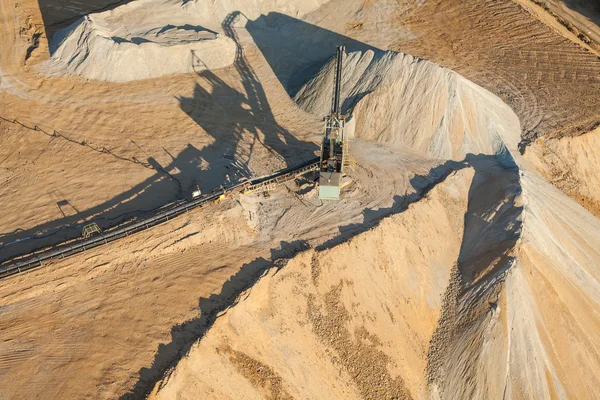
0,140 -> 247,262
181,12 -> 319,173
120,153 -> 511,399
246,12 -> 381,96
3,12 -> 328,263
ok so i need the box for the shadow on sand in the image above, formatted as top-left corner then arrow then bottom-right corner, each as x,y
246,12 -> 381,95
119,239 -> 310,400
425,154 -> 522,388
37,0 -> 137,39
1,151 -> 181,261
0,136 -> 256,261
181,11 -> 318,173
563,0 -> 600,29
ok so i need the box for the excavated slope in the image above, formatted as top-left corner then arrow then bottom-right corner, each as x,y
150,50 -> 600,399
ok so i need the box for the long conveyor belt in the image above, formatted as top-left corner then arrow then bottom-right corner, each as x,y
0,158 -> 319,280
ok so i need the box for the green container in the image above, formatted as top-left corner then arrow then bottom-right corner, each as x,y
319,172 -> 341,200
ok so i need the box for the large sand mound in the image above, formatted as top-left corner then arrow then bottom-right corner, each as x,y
149,50 -> 600,399
40,0 -> 330,82
295,50 -> 520,160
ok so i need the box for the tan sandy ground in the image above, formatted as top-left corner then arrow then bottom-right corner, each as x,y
525,126 -> 600,216
0,0 -> 599,399
513,0 -> 600,55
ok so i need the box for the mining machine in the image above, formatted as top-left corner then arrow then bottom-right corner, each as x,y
319,46 -> 348,200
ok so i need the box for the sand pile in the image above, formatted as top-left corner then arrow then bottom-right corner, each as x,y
427,168 -> 600,399
148,50 -> 600,399
41,1 -> 235,82
41,0 -> 330,82
295,50 -> 520,160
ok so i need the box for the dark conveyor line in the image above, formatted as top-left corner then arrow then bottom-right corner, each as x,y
0,157 -> 319,280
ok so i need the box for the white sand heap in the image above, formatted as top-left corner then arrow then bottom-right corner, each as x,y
42,16 -> 234,82
39,0 -> 330,82
295,50 -> 520,160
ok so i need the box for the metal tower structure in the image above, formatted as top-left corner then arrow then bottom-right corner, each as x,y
319,46 -> 347,200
